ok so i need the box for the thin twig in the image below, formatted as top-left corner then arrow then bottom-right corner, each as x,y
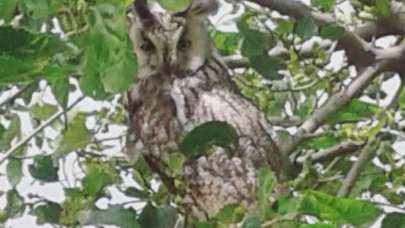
337,143 -> 377,197
297,141 -> 363,164
0,84 -> 33,108
0,96 -> 85,165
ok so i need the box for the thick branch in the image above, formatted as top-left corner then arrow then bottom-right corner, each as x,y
0,96 -> 85,165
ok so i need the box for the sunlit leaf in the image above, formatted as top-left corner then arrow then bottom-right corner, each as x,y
31,103 -> 58,120
299,191 -> 380,225
216,203 -> 245,224
82,161 -> 118,196
78,4 -> 137,98
214,32 -> 240,55
257,167 -> 274,218
54,114 -> 92,158
312,0 -> 336,11
304,133 -> 339,149
158,0 -> 190,12
329,99 -> 378,123
0,0 -> 17,22
375,0 -> 390,17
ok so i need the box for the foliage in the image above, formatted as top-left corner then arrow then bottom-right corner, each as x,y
0,0 -> 404,227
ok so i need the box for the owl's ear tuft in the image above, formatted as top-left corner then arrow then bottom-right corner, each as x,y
176,0 -> 219,17
132,0 -> 156,27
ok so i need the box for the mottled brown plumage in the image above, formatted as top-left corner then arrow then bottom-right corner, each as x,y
125,0 -> 291,219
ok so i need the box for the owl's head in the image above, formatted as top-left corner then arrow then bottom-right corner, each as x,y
127,0 -> 218,79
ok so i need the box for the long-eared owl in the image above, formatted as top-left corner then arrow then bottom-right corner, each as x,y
125,0 -> 292,219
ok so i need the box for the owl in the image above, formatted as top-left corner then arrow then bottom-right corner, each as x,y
125,0 -> 293,220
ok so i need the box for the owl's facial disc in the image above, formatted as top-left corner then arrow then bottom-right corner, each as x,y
128,0 -> 213,79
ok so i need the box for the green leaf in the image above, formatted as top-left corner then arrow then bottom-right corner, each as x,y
214,32 -> 240,56
31,103 -> 58,120
43,65 -> 70,108
320,24 -> 345,40
375,0 -> 390,17
19,0 -> 63,20
276,19 -> 295,35
399,87 -> 405,110
0,26 -> 65,60
194,221 -> 216,228
54,114 -> 92,158
300,224 -> 336,228
4,189 -> 24,219
33,201 -> 62,225
299,191 -> 380,225
257,167 -> 274,218
179,121 -> 239,158
330,99 -> 378,123
242,216 -> 262,228
158,0 -> 191,12
124,187 -> 150,200
0,0 -> 17,22
273,195 -> 300,215
78,4 -> 137,99
82,161 -> 118,196
163,152 -> 185,176
381,212 -> 405,228
0,115 -> 20,150
7,158 -> 23,187
29,155 -> 59,182
312,0 -> 336,11
0,26 -> 66,83
250,55 -> 283,80
0,55 -> 46,84
238,19 -> 274,58
60,188 -> 93,225
79,206 -> 139,228
138,203 -> 178,228
216,203 -> 245,224
304,133 -> 338,149
295,16 -> 318,40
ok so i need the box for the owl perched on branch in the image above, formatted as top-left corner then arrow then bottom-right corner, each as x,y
125,0 -> 293,219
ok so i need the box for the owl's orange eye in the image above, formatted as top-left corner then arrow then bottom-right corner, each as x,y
140,41 -> 154,52
178,39 -> 191,50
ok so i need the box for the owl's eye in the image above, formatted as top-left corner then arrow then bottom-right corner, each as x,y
140,41 -> 154,52
178,38 -> 191,50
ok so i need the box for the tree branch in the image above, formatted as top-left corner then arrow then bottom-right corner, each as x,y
280,61 -> 388,155
296,141 -> 363,164
337,143 -> 377,197
0,83 -> 33,108
0,96 -> 85,165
